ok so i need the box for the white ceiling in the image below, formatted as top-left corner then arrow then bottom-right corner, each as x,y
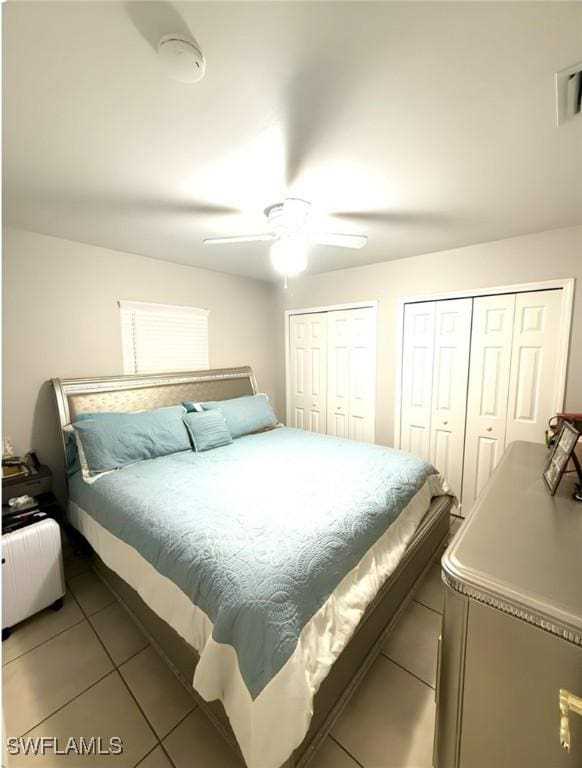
3,1 -> 582,282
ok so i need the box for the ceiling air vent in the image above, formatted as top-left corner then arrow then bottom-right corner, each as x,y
556,61 -> 582,125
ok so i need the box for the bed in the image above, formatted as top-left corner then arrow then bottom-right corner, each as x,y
52,366 -> 453,768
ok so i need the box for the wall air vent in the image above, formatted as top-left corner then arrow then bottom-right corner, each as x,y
556,61 -> 582,125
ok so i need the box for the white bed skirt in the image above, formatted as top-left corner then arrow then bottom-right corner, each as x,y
68,472 -> 448,768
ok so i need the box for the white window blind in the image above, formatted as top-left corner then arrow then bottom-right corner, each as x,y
119,300 -> 209,375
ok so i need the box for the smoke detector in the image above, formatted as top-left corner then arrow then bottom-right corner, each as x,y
158,34 -> 205,83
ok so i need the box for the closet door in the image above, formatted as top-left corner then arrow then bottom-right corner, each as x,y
429,298 -> 472,498
327,307 -> 375,441
347,306 -> 376,441
288,313 -> 327,434
326,310 -> 350,438
505,290 -> 563,445
462,294 -> 516,512
400,302 -> 436,461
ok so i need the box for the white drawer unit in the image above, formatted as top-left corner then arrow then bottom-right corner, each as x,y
2,518 -> 65,638
436,442 -> 582,767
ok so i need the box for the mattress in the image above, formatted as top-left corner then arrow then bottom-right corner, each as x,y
68,427 -> 450,768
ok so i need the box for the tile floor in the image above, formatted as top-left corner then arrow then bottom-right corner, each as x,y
2,516 -> 464,768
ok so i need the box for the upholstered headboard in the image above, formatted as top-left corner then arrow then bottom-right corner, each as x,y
51,366 -> 257,463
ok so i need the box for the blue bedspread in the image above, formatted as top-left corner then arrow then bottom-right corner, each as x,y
69,427 -> 438,698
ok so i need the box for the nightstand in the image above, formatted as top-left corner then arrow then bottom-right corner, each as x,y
2,490 -> 63,534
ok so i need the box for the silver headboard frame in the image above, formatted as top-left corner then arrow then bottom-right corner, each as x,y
51,366 -> 257,466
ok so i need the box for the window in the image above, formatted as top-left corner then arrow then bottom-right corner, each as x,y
119,300 -> 209,375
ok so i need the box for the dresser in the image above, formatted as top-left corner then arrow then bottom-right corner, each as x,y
436,441 -> 582,768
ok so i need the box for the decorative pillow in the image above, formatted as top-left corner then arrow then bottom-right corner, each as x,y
183,411 -> 233,452
200,394 -> 277,439
71,405 -> 190,480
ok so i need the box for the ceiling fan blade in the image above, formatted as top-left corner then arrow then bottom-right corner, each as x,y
125,1 -> 196,52
332,210 -> 448,226
127,199 -> 240,217
311,232 -> 368,249
203,234 -> 276,245
41,191 -> 241,218
172,201 -> 241,216
284,54 -> 362,188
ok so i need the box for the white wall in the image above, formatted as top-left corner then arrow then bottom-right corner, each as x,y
275,224 -> 582,448
2,227 -> 279,497
4,223 -> 582,500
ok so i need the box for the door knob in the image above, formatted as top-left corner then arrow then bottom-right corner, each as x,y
442,420 -> 448,426
560,688 -> 582,752
486,427 -> 492,432
338,406 -> 343,410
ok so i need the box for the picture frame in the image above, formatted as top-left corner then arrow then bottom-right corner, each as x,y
543,421 -> 581,496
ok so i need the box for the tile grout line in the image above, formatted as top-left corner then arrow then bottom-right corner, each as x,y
116,649 -> 196,747
379,651 -> 436,692
97,639 -> 151,670
133,741 -> 177,768
116,664 -> 187,751
82,598 -> 117,620
21,669 -> 116,737
67,565 -> 116,619
329,734 -> 367,768
70,566 -> 244,767
63,562 -> 92,583
158,706 -> 198,745
13,560 -> 442,764
412,597 -> 443,617
74,573 -> 190,765
8,587 -> 114,734
84,617 -> 166,752
2,616 -> 87,667
132,743 -> 160,768
67,592 -> 116,621
4,583 -> 88,667
11,564 -> 188,766
158,740 -> 178,768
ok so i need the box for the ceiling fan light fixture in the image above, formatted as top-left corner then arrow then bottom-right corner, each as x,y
202,197 -> 368,277
265,198 -> 311,235
270,236 -> 307,276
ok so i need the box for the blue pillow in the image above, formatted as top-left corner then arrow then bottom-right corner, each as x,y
200,394 -> 277,439
64,412 -> 102,477
183,411 -> 233,452
65,430 -> 81,477
71,405 -> 191,477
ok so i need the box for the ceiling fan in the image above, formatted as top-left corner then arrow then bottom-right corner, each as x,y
202,198 -> 367,278
118,10 -> 444,282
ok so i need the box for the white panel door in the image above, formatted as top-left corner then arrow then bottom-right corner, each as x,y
505,290 -> 563,445
429,298 -> 473,498
289,313 -> 328,434
347,307 -> 376,442
327,307 -> 376,442
462,294 -> 516,513
400,302 -> 436,461
326,310 -> 350,438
